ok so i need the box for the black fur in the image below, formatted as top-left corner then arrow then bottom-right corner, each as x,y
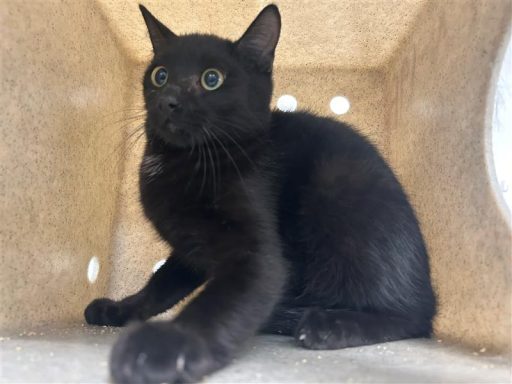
85,4 -> 436,383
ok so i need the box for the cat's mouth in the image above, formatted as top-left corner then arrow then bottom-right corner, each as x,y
155,118 -> 193,147
164,119 -> 180,133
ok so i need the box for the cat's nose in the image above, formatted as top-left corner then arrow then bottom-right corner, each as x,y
159,95 -> 180,112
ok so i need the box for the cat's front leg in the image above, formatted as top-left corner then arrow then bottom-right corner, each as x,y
110,246 -> 285,383
84,254 -> 205,326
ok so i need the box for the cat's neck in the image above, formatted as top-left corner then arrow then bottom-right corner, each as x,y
143,128 -> 268,177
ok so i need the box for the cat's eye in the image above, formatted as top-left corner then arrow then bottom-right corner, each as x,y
201,68 -> 224,91
151,66 -> 168,87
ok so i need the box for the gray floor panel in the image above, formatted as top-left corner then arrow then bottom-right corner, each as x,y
1,325 -> 510,383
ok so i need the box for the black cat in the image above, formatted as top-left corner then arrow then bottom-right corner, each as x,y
84,4 -> 436,383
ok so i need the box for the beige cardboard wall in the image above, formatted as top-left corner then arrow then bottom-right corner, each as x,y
1,0 -> 128,329
1,0 -> 511,353
384,0 -> 512,351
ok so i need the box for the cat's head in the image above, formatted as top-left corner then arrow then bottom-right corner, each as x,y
139,4 -> 281,148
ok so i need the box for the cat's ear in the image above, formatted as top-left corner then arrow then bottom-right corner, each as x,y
139,4 -> 177,52
235,4 -> 281,72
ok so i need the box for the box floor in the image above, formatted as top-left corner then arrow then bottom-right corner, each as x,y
1,325 -> 510,383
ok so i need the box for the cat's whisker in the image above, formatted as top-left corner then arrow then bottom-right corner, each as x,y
207,121 -> 256,169
203,129 -> 216,196
216,130 -> 255,168
189,136 -> 197,159
95,108 -> 147,123
101,122 -> 146,168
185,135 -> 203,193
210,131 -> 221,192
199,141 -> 207,197
88,107 -> 149,148
213,112 -> 266,134
111,114 -> 147,126
88,117 -> 143,146
205,126 -> 246,190
201,126 -> 219,197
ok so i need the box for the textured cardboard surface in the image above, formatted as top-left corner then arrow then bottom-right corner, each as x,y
1,0 -> 128,330
1,0 -> 511,353
384,0 -> 512,352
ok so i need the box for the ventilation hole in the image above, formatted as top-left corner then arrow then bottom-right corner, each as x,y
330,96 -> 350,115
152,259 -> 166,273
87,256 -> 100,284
492,34 -> 512,214
277,95 -> 297,112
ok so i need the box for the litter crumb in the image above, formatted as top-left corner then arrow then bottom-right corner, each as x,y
302,359 -> 308,363
299,334 -> 306,341
27,331 -> 37,336
317,355 -> 322,359
479,347 -> 486,353
437,339 -> 443,343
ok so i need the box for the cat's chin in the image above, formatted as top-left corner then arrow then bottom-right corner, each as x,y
160,134 -> 192,149
153,124 -> 194,149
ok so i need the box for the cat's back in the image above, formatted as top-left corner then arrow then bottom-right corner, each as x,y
271,110 -> 384,157
270,111 -> 434,316
270,110 -> 392,183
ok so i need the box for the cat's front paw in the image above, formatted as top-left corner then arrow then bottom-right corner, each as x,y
110,322 -> 223,384
84,298 -> 131,327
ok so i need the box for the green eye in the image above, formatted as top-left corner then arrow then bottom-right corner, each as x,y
151,66 -> 168,87
201,68 -> 224,91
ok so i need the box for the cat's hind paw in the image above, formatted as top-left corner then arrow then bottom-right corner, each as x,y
294,309 -> 358,350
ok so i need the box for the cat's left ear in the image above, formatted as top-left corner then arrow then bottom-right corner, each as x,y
235,4 -> 281,72
139,4 -> 177,52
